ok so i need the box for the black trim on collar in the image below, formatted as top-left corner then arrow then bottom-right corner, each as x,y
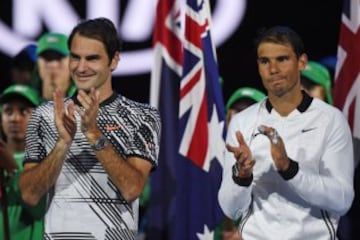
71,91 -> 118,107
297,91 -> 313,112
265,90 -> 313,113
265,98 -> 272,113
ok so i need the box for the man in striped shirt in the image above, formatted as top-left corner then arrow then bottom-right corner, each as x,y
19,18 -> 161,240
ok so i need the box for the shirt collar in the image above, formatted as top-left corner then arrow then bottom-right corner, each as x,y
265,90 -> 313,114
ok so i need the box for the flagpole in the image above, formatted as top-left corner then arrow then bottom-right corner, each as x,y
0,169 -> 10,240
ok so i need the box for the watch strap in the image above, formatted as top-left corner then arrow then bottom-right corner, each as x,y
232,164 -> 253,187
90,135 -> 108,151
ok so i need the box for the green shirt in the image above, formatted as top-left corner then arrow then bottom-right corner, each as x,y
0,151 -> 45,240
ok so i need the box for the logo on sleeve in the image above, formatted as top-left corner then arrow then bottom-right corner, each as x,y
105,124 -> 122,131
301,127 -> 317,133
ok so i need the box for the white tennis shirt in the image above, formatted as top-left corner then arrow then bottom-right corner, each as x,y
219,93 -> 354,240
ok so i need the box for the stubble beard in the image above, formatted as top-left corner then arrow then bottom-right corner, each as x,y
272,79 -> 299,98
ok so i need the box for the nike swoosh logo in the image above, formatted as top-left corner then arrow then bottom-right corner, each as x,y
105,124 -> 122,131
301,127 -> 317,133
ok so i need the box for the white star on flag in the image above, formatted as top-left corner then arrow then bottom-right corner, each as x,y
203,104 -> 225,171
196,225 -> 215,240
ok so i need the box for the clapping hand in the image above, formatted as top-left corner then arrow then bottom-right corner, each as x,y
226,131 -> 255,178
74,88 -> 100,136
53,89 -> 77,145
257,125 -> 290,171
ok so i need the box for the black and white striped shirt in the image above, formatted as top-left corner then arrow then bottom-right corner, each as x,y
24,93 -> 161,240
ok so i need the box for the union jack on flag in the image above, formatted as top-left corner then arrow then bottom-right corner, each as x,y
334,0 -> 360,139
149,0 -> 226,239
178,0 -> 226,172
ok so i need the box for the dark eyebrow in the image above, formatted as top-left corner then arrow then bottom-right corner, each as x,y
276,55 -> 290,61
70,52 -> 80,59
257,57 -> 269,63
257,55 -> 290,63
86,54 -> 101,61
69,53 -> 101,61
257,56 -> 268,61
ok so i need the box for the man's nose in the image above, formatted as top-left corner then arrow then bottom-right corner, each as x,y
268,61 -> 279,74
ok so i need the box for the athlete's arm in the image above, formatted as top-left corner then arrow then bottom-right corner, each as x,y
19,90 -> 76,206
88,129 -> 152,202
19,139 -> 70,205
76,88 -> 154,202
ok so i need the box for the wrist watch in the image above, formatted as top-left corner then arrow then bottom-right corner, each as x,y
232,163 -> 240,178
90,135 -> 108,151
232,163 -> 253,187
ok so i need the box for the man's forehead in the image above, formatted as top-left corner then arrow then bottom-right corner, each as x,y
257,45 -> 294,59
258,41 -> 292,50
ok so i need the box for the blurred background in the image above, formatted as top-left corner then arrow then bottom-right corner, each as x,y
0,0 -> 342,103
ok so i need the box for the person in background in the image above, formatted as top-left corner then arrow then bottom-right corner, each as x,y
32,32 -> 76,101
218,25 -> 354,239
319,55 -> 337,82
19,17 -> 161,240
10,44 -> 37,86
225,87 -> 266,126
301,60 -> 333,104
217,87 -> 266,240
0,84 -> 44,240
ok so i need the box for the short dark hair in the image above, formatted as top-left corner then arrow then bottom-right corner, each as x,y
68,17 -> 123,62
254,26 -> 305,58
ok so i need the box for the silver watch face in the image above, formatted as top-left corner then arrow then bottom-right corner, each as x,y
232,163 -> 240,177
92,136 -> 108,151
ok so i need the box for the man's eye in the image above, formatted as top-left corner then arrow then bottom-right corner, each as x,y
86,56 -> 100,61
277,56 -> 289,62
258,58 -> 268,64
70,54 -> 80,61
21,109 -> 32,115
3,109 -> 12,115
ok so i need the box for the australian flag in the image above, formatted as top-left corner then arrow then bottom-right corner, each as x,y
334,0 -> 360,138
148,0 -> 226,239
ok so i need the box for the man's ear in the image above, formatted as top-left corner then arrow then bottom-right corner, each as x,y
298,53 -> 308,71
110,51 -> 120,71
